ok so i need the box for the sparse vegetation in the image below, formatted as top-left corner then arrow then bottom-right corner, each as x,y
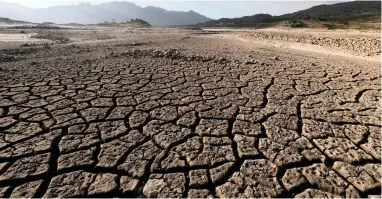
97,19 -> 151,27
130,18 -> 151,27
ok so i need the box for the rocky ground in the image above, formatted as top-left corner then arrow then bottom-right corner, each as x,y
234,28 -> 381,58
0,26 -> 380,198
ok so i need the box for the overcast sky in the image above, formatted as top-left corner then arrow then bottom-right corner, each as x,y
1,0 -> 348,19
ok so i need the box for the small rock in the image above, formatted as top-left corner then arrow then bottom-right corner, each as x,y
272,56 -> 279,61
43,43 -> 51,49
202,57 -> 212,62
310,63 -> 316,66
218,57 -> 226,63
244,60 -> 255,65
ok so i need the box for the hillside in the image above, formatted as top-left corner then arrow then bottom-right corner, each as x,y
0,17 -> 30,24
0,1 -> 211,26
198,1 -> 381,28
198,14 -> 273,27
280,1 -> 381,19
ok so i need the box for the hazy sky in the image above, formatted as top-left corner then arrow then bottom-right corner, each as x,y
2,0 -> 347,19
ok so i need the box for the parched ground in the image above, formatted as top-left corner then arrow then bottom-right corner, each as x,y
0,27 -> 380,198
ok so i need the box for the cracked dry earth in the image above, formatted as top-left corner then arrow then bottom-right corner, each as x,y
0,28 -> 381,198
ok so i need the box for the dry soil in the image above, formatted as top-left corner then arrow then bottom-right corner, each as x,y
0,26 -> 380,198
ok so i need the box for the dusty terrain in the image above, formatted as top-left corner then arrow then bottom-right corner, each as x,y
0,26 -> 380,198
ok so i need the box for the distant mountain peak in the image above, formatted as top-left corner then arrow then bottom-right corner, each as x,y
77,2 -> 93,7
0,1 -> 211,26
78,2 -> 91,5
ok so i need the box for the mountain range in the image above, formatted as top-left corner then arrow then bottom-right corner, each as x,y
0,1 -> 211,26
198,1 -> 381,27
1,1 -> 380,27
281,1 -> 381,19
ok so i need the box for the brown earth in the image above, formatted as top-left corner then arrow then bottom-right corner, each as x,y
0,26 -> 380,198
